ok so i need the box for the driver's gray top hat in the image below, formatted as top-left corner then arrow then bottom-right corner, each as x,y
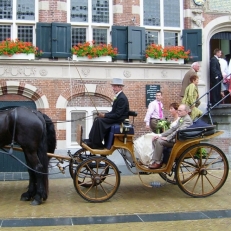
111,78 -> 124,86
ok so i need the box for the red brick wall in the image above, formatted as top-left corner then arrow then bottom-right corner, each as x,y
113,0 -> 140,26
39,0 -> 67,23
203,13 -> 225,27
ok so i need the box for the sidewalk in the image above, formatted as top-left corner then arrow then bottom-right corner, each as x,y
0,171 -> 230,230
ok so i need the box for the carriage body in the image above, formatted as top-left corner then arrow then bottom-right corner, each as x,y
73,116 -> 229,202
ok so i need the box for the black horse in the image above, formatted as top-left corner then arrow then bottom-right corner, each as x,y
0,107 -> 56,205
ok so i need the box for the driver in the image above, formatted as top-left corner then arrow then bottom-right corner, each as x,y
84,78 -> 129,149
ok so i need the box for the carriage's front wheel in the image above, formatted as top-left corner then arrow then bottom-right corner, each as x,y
69,148 -> 91,179
74,156 -> 120,202
159,161 -> 177,185
176,143 -> 229,197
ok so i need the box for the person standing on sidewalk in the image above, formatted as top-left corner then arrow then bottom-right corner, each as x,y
144,91 -> 164,133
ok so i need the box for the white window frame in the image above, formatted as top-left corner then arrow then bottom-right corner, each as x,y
0,0 -> 38,44
66,106 -> 111,148
140,0 -> 184,47
67,0 -> 113,43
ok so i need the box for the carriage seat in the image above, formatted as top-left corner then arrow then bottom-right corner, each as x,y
177,125 -> 215,141
104,111 -> 137,150
104,124 -> 135,149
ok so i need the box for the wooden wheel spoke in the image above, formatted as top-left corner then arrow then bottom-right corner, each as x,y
191,174 -> 200,193
204,175 -> 216,189
181,172 -> 198,185
84,184 -> 95,195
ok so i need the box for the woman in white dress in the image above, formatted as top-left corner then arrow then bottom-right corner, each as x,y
135,102 -> 179,165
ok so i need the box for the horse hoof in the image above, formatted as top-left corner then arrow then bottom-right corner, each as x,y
30,199 -> 42,206
20,196 -> 31,201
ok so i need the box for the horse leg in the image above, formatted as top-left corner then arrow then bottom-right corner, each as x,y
21,151 -> 48,205
20,168 -> 37,201
31,162 -> 47,206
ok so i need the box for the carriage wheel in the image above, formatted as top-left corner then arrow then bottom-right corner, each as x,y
176,143 -> 229,198
69,149 -> 109,188
74,156 -> 120,202
159,161 -> 177,185
69,148 -> 93,179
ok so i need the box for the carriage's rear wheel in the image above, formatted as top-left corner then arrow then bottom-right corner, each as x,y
176,143 -> 229,197
74,156 -> 120,202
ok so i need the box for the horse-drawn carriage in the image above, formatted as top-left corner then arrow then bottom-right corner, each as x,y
1,107 -> 229,204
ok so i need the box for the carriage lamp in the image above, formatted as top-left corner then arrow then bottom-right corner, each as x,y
120,119 -> 133,144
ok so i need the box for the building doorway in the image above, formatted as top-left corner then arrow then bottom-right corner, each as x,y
210,31 -> 231,104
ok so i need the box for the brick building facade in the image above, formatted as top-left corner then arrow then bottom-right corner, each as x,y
0,0 -> 230,165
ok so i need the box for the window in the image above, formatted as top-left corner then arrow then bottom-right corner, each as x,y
145,31 -> 158,47
164,32 -> 178,46
142,0 -> 182,47
69,0 -> 112,46
0,0 -> 36,42
66,107 -> 111,147
72,27 -> 86,44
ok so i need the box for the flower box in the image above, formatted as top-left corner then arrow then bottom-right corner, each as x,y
0,39 -> 42,59
145,44 -> 189,63
72,55 -> 112,62
146,57 -> 184,64
71,41 -> 117,61
0,53 -> 35,60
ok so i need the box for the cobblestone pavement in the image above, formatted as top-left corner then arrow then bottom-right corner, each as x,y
0,172 -> 230,230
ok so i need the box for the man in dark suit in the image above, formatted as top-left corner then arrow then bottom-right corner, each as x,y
210,48 -> 223,106
180,62 -> 200,97
85,78 -> 129,149
149,104 -> 192,169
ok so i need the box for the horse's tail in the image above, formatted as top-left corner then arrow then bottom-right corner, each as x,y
42,113 -> 56,154
36,115 -> 49,200
40,113 -> 56,200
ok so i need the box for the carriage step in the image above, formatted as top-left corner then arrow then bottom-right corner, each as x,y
139,172 -> 151,175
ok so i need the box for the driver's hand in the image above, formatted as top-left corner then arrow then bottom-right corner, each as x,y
98,113 -> 104,118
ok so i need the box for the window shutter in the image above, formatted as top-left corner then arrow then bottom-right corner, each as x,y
128,26 -> 145,60
36,23 -> 52,58
183,29 -> 202,61
52,23 -> 71,58
111,26 -> 128,60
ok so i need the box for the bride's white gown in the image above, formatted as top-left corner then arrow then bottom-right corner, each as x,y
134,118 -> 179,165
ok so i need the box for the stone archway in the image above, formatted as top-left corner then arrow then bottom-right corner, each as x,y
0,81 -> 49,109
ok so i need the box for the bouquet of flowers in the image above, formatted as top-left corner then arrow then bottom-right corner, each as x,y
156,119 -> 171,134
